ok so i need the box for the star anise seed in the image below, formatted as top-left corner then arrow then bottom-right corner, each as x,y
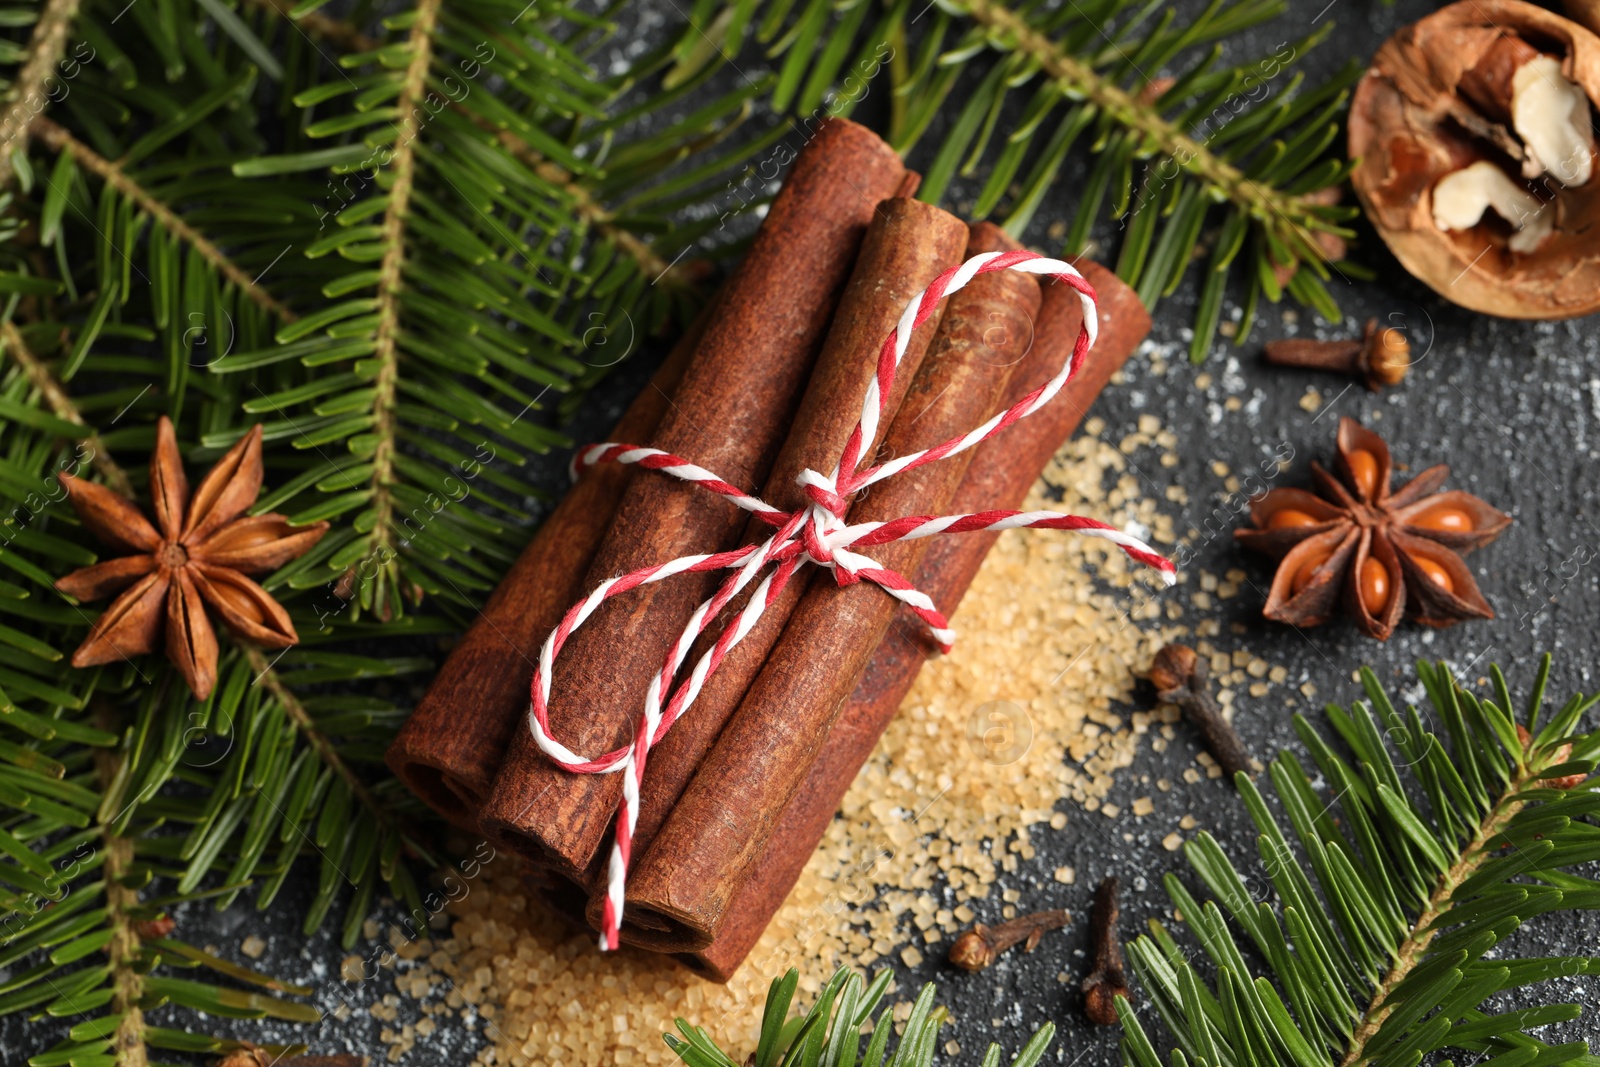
55,416 -> 329,699
1236,416 -> 1510,640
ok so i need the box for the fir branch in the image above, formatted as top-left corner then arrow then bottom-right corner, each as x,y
950,0 -> 1329,248
31,116 -> 298,323
102,838 -> 149,1067
363,0 -> 444,618
94,706 -> 149,1067
218,0 -> 771,589
244,643 -> 394,835
1341,771 -> 1533,1066
1118,658 -> 1600,1067
0,318 -> 132,495
667,966 -> 1055,1067
727,0 -> 1359,356
0,0 -> 80,165
0,328 -> 417,954
487,122 -> 701,291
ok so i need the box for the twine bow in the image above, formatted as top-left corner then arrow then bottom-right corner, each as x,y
526,250 -> 1177,950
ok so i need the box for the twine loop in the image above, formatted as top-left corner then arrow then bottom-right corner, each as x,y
527,250 -> 1177,950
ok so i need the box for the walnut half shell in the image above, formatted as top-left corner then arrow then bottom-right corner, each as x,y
1349,0 -> 1600,318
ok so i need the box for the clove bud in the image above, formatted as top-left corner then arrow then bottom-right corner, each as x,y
1263,318 -> 1410,391
948,908 -> 1069,971
1081,876 -> 1131,1026
1148,643 -> 1255,781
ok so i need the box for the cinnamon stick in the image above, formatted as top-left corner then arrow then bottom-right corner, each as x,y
617,224 -> 1044,953
476,119 -> 909,878
576,196 -> 969,903
682,261 -> 1151,981
384,315 -> 704,831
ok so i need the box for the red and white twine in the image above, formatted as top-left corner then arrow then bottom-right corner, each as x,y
525,250 -> 1177,950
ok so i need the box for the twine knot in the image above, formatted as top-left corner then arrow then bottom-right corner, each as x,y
796,467 -> 857,577
528,250 -> 1177,952
798,467 -> 852,518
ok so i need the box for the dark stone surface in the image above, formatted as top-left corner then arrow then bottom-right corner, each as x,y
10,0 -> 1600,1062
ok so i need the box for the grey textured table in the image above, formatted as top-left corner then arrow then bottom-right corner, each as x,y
11,0 -> 1600,1061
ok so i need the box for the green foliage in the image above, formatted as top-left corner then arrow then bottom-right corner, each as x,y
0,0 -> 780,1058
0,0 -> 1432,1061
672,0 -> 1361,361
0,339 -> 440,1059
668,662 -> 1600,1067
217,0 -> 785,621
1120,657 -> 1600,1067
665,966 -> 1057,1067
666,662 -> 1600,1067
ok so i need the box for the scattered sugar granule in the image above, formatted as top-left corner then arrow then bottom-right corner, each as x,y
239,935 -> 266,960
378,429 -> 1184,1065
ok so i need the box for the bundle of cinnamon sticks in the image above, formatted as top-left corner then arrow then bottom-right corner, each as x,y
386,117 -> 1152,981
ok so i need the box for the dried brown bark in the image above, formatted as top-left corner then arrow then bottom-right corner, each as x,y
681,261 -> 1150,980
385,315 -> 704,830
574,198 -> 971,905
476,119 -> 910,878
617,224 -> 1048,953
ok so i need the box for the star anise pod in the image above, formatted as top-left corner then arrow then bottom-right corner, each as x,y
54,417 -> 329,699
1236,417 -> 1510,640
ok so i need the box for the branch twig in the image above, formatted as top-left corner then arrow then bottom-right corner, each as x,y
0,319 -> 133,495
31,117 -> 297,323
4,330 -> 384,833
1339,762 -> 1538,1065
362,0 -> 444,605
486,122 -> 703,290
953,0 -> 1333,257
244,645 -> 396,835
93,704 -> 150,1067
0,0 -> 80,169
